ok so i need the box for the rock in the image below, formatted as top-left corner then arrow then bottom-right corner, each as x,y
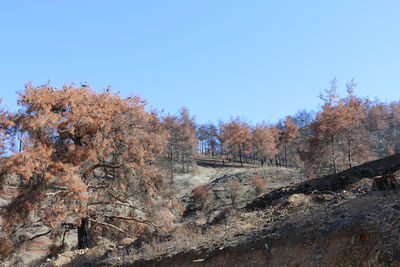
313,254 -> 323,260
0,197 -> 10,207
62,228 -> 78,250
286,193 -> 309,207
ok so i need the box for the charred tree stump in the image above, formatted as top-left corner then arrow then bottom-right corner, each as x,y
78,218 -> 90,249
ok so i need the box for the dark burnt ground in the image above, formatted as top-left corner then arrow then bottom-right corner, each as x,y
246,154 -> 400,210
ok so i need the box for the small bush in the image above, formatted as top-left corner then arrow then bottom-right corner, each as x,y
192,185 -> 213,208
224,180 -> 241,208
0,236 -> 13,260
252,175 -> 267,195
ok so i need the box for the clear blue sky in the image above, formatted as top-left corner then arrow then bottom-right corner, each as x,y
1,1 -> 400,124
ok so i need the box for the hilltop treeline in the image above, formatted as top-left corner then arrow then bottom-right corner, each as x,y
192,79 -> 400,177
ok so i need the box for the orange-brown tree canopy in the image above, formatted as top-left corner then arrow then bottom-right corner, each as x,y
303,80 -> 370,174
163,107 -> 197,173
1,84 -> 168,235
279,116 -> 299,146
252,124 -> 279,164
219,118 -> 252,166
0,100 -> 13,155
278,116 -> 299,167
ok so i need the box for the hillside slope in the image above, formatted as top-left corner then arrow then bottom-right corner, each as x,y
45,155 -> 400,266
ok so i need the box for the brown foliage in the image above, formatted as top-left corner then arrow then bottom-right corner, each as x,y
252,124 -> 279,165
252,175 -> 267,195
0,236 -> 13,260
219,118 -> 252,166
163,107 -> 197,174
224,180 -> 242,208
280,116 -> 299,145
301,80 -> 370,175
192,185 -> 213,208
0,84 -> 168,255
0,99 -> 13,155
366,103 -> 389,132
279,116 -> 299,167
177,108 -> 198,156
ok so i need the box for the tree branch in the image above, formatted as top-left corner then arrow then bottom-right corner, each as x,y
26,229 -> 52,241
103,214 -> 157,227
88,201 -> 147,213
88,218 -> 134,238
83,163 -> 122,178
87,185 -> 109,190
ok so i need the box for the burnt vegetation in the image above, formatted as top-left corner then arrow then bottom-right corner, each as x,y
1,80 -> 400,265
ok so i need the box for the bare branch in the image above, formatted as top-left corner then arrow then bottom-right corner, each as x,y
88,201 -> 147,213
88,218 -> 134,238
83,163 -> 123,178
26,229 -> 52,242
103,214 -> 156,227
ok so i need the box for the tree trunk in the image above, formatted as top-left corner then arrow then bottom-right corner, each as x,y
170,149 -> 174,182
239,147 -> 243,167
186,153 -> 190,172
78,217 -> 90,249
331,134 -> 337,173
18,131 -> 23,152
181,152 -> 185,172
376,131 -> 383,151
347,131 -> 352,168
284,142 -> 287,167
